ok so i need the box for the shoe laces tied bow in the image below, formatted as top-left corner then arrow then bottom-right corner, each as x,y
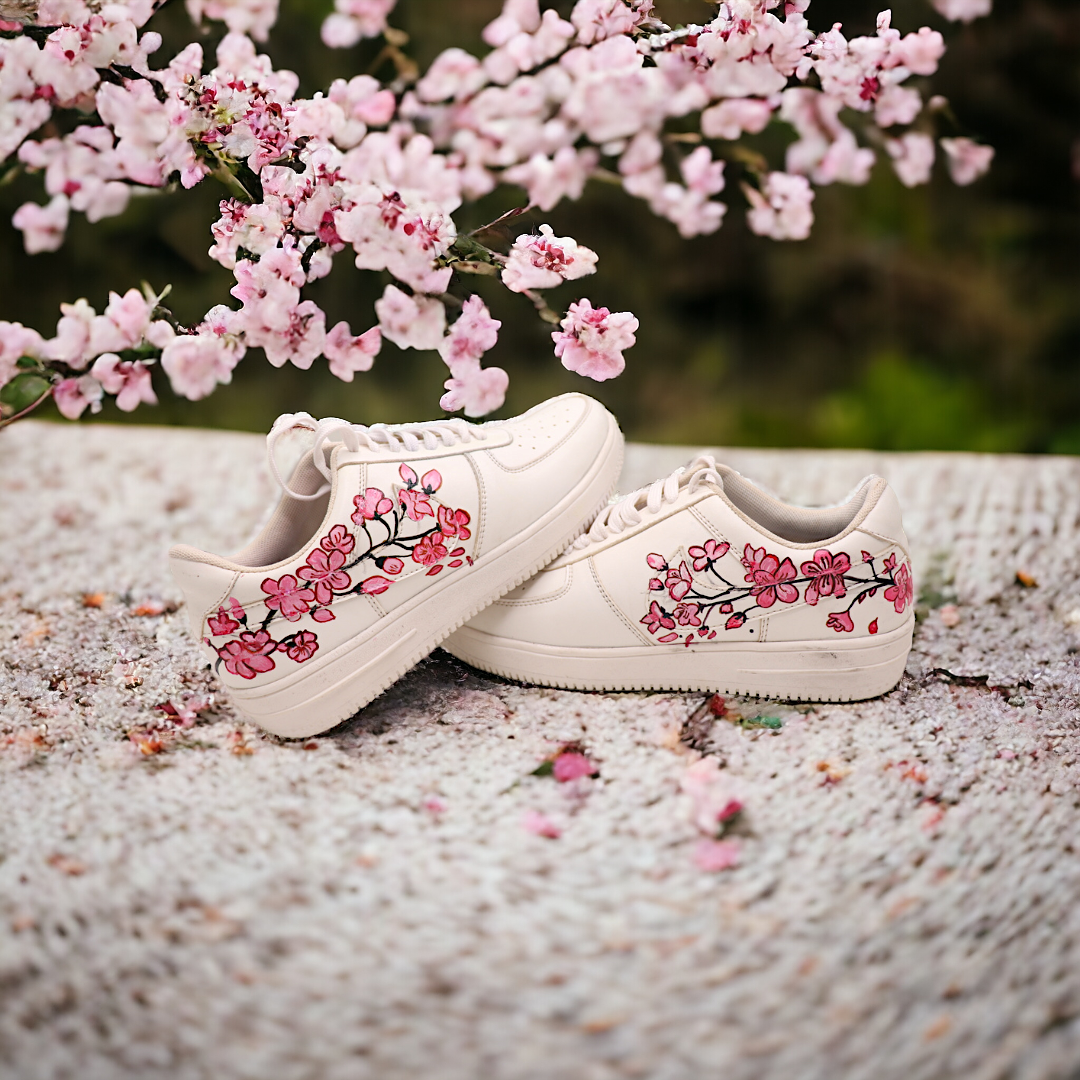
267,412 -> 487,501
570,455 -> 723,550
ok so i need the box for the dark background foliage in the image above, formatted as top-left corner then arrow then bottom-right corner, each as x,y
2,0 -> 1078,451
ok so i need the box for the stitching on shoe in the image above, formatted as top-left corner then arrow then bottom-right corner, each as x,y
589,556 -> 654,644
492,564 -> 574,607
480,401 -> 590,473
465,450 -> 489,560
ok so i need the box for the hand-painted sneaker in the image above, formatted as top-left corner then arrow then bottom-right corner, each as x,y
169,394 -> 623,737
444,456 -> 915,701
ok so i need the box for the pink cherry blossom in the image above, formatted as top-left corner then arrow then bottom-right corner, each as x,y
940,138 -> 995,186
411,531 -> 447,566
693,838 -> 740,872
261,574 -> 315,621
826,610 -> 855,633
440,364 -> 510,417
504,146 -> 599,212
297,547 -> 351,605
353,487 -> 394,523
930,0 -> 992,23
0,320 -> 45,386
322,0 -> 398,48
701,98 -> 775,141
52,375 -> 103,420
321,524 -> 356,555
283,629 -> 319,663
688,539 -> 729,572
375,285 -> 447,351
437,506 -> 471,540
208,606 -> 241,636
438,296 -> 500,367
641,600 -> 675,636
217,629 -> 277,679
887,132 -> 936,188
522,809 -> 561,839
186,0 -> 281,42
741,544 -> 799,608
360,575 -> 391,594
746,172 -> 815,241
570,0 -> 653,46
884,561 -> 914,613
12,195 -> 69,254
502,224 -> 598,293
398,486 -> 434,521
89,354 -> 157,412
325,322 -> 381,382
552,298 -> 637,382
552,749 -> 596,782
801,549 -> 851,606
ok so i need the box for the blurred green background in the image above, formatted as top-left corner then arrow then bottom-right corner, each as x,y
2,0 -> 1079,451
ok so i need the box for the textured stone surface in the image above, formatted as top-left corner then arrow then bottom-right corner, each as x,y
1,421 -> 1079,1080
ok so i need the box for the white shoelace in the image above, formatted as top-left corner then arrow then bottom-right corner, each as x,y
267,411 -> 487,501
569,454 -> 723,550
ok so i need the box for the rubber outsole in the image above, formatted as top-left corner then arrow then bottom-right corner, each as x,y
227,418 -> 624,738
443,615 -> 915,703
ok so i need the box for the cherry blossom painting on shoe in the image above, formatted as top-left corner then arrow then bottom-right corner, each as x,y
206,464 -> 473,680
641,542 -> 914,646
0,0 -> 993,426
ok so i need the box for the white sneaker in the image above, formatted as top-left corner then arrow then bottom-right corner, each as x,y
444,456 -> 915,701
170,394 -> 623,737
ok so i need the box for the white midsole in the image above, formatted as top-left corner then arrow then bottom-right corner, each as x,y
226,415 -> 624,738
444,615 -> 916,702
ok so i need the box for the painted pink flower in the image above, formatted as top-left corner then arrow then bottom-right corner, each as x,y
688,539 -> 730,572
552,750 -> 596,783
884,561 -> 914,614
648,577 -> 664,591
401,464 -> 442,492
742,545 -> 799,608
666,561 -> 694,602
412,531 -> 448,566
437,505 -> 471,539
801,549 -> 851,606
261,574 -> 315,621
399,488 -> 433,521
552,298 -> 638,382
208,606 -> 241,636
360,575 -> 392,595
674,602 -> 702,627
641,600 -> 676,635
217,630 -> 277,680
379,557 -> 404,575
353,487 -> 394,523
297,547 -> 351,605
320,524 -> 355,555
312,608 -> 336,622
283,630 -> 319,663
826,610 -> 855,633
725,612 -> 747,630
693,838 -> 740,872
522,810 -> 561,839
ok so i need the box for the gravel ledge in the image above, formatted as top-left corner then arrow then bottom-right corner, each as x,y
1,421 -> 1079,1080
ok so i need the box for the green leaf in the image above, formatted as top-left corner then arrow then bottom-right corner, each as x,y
15,356 -> 40,370
0,372 -> 52,414
530,760 -> 554,777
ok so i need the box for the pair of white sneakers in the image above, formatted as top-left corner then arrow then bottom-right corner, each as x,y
170,395 -> 915,738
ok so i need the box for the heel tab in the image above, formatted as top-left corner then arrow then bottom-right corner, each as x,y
168,551 -> 238,638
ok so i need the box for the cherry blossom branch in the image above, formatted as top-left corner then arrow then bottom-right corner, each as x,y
0,0 -> 995,425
